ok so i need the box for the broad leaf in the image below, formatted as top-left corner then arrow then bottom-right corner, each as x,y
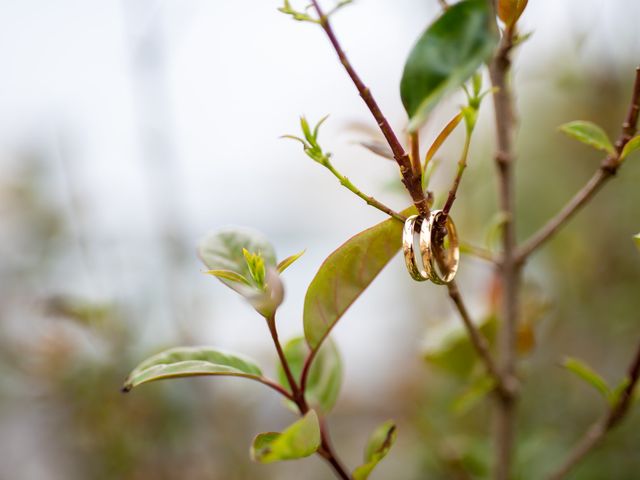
277,250 -> 306,273
123,346 -> 263,392
400,0 -> 498,132
498,0 -> 528,27
250,410 -> 321,463
620,135 -> 640,161
559,121 -> 616,155
353,420 -> 397,480
563,357 -> 610,400
198,228 -> 283,317
278,336 -> 343,414
304,207 -> 415,350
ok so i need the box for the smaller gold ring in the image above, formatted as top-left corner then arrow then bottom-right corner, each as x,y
419,210 -> 459,285
402,215 -> 429,281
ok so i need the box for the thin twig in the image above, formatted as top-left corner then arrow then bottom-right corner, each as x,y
442,131 -> 472,215
258,377 -> 297,402
546,340 -> 640,480
323,161 -> 406,222
309,0 -> 428,216
516,67 -> 640,263
489,25 -> 519,480
446,280 -> 512,399
317,416 -> 352,480
267,314 -> 307,408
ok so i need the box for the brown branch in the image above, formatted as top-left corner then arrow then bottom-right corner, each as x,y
267,315 -> 307,409
489,25 -> 520,480
546,340 -> 640,480
267,315 -> 351,479
309,0 -> 428,217
516,67 -> 640,263
446,280 -> 513,399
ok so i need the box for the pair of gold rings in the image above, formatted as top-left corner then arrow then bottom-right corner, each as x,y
402,210 -> 459,284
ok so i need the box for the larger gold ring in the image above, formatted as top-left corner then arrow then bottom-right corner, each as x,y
402,214 -> 429,281
420,210 -> 459,285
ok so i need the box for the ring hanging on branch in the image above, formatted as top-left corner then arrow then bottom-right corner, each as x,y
402,211 -> 460,284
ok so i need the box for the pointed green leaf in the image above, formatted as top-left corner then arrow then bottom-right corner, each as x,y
277,250 -> 306,274
123,346 -> 263,392
205,269 -> 251,286
620,135 -> 640,161
400,0 -> 499,132
559,121 -> 616,155
278,336 -> 343,414
563,357 -> 611,399
304,207 -> 415,350
250,410 -> 321,463
353,421 -> 397,480
608,378 -> 631,407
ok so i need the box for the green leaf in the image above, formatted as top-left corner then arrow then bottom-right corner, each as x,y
198,228 -> 277,290
563,357 -> 611,400
400,0 -> 499,132
620,135 -> 640,161
634,233 -> 640,251
608,378 -> 631,407
452,376 -> 496,415
559,121 -> 616,155
123,346 -> 263,392
277,249 -> 306,274
423,315 -> 497,378
304,207 -> 415,350
250,410 -> 321,463
353,421 -> 397,480
205,269 -> 251,286
198,228 -> 283,317
278,336 -> 343,414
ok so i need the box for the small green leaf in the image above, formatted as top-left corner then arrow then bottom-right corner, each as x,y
620,135 -> 640,161
608,378 -> 631,407
205,269 -> 251,286
452,376 -> 495,415
634,233 -> 640,251
559,121 -> 616,155
250,410 -> 321,463
563,357 -> 611,400
353,421 -> 397,480
278,336 -> 343,414
304,207 -> 415,350
123,347 -> 263,392
484,211 -> 509,252
423,315 -> 497,378
277,250 -> 306,274
400,0 -> 499,132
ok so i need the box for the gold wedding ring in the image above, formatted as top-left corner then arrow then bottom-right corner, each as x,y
402,210 -> 460,284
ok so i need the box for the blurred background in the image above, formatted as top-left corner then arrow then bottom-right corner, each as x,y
1,0 -> 639,478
